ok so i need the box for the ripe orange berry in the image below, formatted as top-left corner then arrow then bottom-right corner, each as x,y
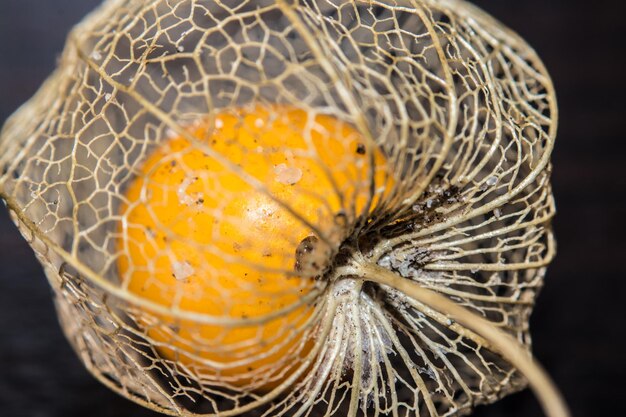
117,105 -> 391,390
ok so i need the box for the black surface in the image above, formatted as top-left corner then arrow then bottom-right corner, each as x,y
0,1 -> 625,416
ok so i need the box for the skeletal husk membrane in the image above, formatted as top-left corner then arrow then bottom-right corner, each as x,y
0,1 -> 563,416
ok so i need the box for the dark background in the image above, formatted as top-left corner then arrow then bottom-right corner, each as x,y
0,1 -> 624,416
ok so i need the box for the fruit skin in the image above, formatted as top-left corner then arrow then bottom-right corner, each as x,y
117,105 -> 390,390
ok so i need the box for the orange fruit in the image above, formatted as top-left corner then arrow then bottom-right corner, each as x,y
117,104 -> 391,390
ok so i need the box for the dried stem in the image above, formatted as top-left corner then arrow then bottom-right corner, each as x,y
357,262 -> 570,417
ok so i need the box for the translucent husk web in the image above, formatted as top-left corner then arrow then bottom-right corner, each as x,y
0,0 -> 568,416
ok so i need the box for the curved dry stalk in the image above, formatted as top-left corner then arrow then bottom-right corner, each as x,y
356,262 -> 570,417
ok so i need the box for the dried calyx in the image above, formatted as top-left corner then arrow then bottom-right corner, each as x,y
0,0 -> 567,416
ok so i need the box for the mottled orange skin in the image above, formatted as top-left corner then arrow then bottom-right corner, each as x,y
117,105 -> 391,390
